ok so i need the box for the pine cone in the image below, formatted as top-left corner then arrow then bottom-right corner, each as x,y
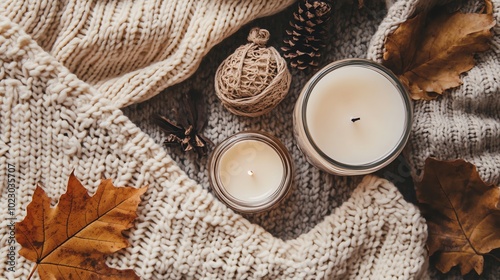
282,0 -> 332,71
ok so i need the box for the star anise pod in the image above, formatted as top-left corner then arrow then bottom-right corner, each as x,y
154,89 -> 212,156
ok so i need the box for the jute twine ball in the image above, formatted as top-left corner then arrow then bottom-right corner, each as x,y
215,27 -> 292,117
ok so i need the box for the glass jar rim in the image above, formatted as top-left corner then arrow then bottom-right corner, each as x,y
297,59 -> 413,174
208,131 -> 294,213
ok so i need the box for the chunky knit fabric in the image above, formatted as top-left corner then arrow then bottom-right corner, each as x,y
0,0 -> 295,107
0,16 -> 428,279
0,0 -> 497,279
122,0 -> 499,279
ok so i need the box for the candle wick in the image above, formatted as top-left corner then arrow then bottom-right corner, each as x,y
351,117 -> 361,123
247,170 -> 254,176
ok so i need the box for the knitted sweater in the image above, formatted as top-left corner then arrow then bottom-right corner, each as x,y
0,0 -> 295,108
0,0 -> 497,279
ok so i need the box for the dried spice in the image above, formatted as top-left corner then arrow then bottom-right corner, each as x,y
154,89 -> 212,156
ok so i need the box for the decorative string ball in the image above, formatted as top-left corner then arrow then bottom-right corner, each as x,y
214,27 -> 292,117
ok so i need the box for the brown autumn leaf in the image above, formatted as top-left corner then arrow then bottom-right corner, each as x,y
416,158 -> 500,275
16,172 -> 147,280
383,1 -> 495,100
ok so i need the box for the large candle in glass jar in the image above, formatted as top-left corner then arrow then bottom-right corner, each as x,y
294,59 -> 413,175
209,131 -> 293,213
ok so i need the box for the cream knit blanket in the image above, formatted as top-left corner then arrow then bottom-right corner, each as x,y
0,13 -> 428,279
2,0 -> 497,279
0,0 -> 297,108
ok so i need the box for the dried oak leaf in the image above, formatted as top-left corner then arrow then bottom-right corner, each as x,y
416,158 -> 500,275
16,172 -> 147,280
383,2 -> 495,100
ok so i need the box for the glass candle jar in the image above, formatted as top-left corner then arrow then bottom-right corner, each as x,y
208,131 -> 294,213
294,59 -> 413,176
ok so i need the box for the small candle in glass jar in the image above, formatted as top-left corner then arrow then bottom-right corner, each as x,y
218,140 -> 284,201
209,131 -> 293,213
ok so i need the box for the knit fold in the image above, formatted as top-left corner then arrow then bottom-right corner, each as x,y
0,0 -> 295,108
4,0 -> 496,278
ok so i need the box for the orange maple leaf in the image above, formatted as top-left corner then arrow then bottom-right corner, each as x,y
16,172 -> 147,279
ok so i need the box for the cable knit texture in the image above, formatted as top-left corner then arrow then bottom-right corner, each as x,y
0,0 -> 497,279
0,0 -> 294,107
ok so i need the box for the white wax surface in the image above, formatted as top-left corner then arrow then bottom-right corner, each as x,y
218,140 -> 284,202
305,65 -> 406,165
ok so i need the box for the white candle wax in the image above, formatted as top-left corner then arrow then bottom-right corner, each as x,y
209,131 -> 293,213
305,65 -> 406,165
218,140 -> 284,201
